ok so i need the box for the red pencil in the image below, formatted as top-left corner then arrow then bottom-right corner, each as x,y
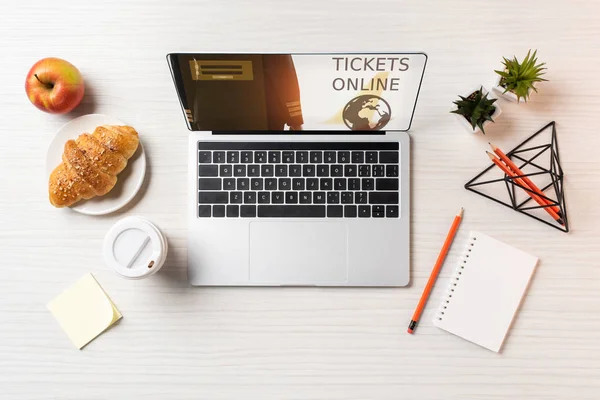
408,207 -> 463,334
489,142 -> 561,216
487,152 -> 564,225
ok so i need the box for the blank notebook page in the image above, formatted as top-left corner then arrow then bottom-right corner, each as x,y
433,231 -> 538,352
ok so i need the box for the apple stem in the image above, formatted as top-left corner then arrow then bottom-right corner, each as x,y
34,74 -> 54,89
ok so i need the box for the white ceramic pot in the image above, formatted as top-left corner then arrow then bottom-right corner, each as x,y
491,75 -> 532,103
452,86 -> 502,135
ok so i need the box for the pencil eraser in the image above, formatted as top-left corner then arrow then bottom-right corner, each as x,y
407,320 -> 417,334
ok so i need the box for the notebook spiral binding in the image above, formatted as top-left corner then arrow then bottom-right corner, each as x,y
435,233 -> 478,321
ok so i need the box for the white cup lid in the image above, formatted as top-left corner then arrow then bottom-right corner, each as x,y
103,216 -> 167,279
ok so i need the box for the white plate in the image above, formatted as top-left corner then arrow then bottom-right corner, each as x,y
46,114 -> 146,215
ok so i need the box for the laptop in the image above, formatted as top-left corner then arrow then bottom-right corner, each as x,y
167,53 -> 427,286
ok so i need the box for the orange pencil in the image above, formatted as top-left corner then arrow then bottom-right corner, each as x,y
408,207 -> 463,334
487,152 -> 564,225
489,142 -> 561,216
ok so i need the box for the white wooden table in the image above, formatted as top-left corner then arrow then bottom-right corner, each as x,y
2,1 -> 600,399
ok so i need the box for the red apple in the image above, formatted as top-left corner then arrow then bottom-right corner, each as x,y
25,57 -> 85,114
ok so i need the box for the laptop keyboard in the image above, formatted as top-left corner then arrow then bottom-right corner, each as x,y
197,142 -> 400,218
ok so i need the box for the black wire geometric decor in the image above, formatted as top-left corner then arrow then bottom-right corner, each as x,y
465,121 -> 568,232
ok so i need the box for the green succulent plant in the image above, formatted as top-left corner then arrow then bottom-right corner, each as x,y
451,87 -> 497,134
494,49 -> 547,102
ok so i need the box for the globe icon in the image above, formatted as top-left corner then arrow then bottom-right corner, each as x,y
342,95 -> 391,131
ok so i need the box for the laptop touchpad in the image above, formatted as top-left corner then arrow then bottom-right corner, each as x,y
249,221 -> 348,285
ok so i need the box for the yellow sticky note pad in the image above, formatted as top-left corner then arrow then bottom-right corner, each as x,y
47,273 -> 122,349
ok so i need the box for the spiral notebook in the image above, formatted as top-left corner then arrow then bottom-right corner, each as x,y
433,231 -> 538,352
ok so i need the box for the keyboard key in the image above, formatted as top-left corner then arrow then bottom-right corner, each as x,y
359,205 -> 371,218
289,165 -> 302,177
372,165 -> 385,177
236,178 -> 249,190
376,178 -> 399,191
379,151 -> 399,163
261,165 -> 274,177
386,165 -> 399,177
310,151 -> 323,163
230,192 -> 242,204
356,192 -> 368,204
366,151 -> 378,163
369,192 -> 399,204
278,178 -> 291,190
351,151 -> 364,163
227,151 -> 239,163
362,178 -> 374,191
223,178 -> 236,190
234,165 -> 246,177
299,192 -> 312,204
341,192 -> 353,204
297,151 -> 309,163
220,165 -> 232,177
317,165 -> 329,177
199,151 -> 212,163
293,178 -> 305,190
198,205 -> 211,217
373,205 -> 385,218
331,165 -> 343,177
344,165 -> 357,177
268,151 -> 281,163
213,205 -> 225,217
286,192 -> 298,204
327,205 -> 343,217
275,165 -> 288,177
255,151 -> 267,163
306,178 -> 319,190
282,151 -> 294,163
320,178 -> 332,191
199,192 -> 228,204
313,192 -> 326,203
272,192 -> 284,204
199,142 -> 400,151
248,165 -> 260,177
241,151 -> 253,163
240,205 -> 256,217
199,178 -> 221,190
334,178 -> 346,190
338,151 -> 350,163
386,205 -> 399,218
265,178 -> 277,191
199,165 -> 218,177
324,151 -> 336,163
258,205 -> 326,218
227,205 -> 239,217
251,178 -> 263,190
358,165 -> 370,177
327,192 -> 339,204
303,165 -> 316,177
344,205 -> 357,217
244,191 -> 256,204
258,192 -> 270,204
213,151 -> 225,163
348,178 -> 360,191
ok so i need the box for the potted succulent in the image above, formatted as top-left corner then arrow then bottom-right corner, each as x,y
451,86 -> 501,135
493,49 -> 547,102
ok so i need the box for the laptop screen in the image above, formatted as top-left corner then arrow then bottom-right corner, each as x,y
167,53 -> 427,132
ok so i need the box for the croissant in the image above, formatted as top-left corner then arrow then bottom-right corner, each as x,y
49,125 -> 140,207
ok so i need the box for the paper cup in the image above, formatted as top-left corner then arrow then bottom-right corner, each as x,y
103,216 -> 168,279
